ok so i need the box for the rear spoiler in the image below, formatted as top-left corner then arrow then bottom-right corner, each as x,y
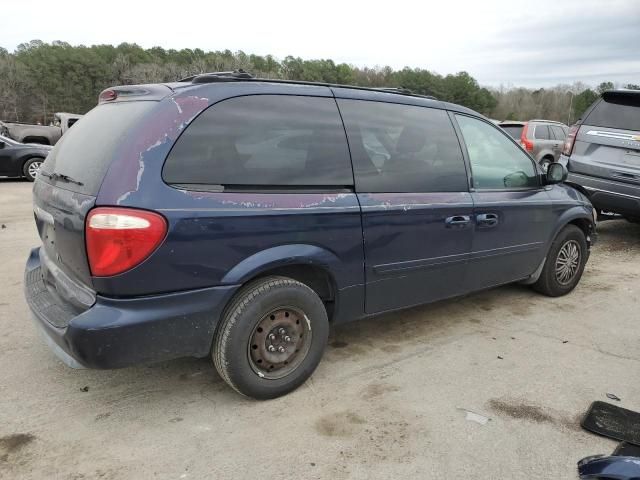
602,90 -> 640,107
98,84 -> 174,104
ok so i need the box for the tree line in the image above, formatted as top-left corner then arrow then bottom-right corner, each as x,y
0,40 -> 637,125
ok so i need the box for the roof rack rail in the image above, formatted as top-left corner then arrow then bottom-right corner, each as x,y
179,70 -> 255,83
376,87 -> 413,94
177,70 -> 439,101
375,87 -> 436,100
529,119 -> 567,124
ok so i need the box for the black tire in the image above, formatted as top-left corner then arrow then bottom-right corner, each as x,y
213,276 -> 329,399
539,157 -> 553,172
533,225 -> 588,297
23,157 -> 44,182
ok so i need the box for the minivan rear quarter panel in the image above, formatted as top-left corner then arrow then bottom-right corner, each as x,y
90,191 -> 364,298
93,84 -> 365,314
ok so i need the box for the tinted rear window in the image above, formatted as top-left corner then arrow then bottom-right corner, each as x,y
338,99 -> 468,193
585,95 -> 640,131
500,125 -> 524,139
163,95 -> 353,188
41,102 -> 155,195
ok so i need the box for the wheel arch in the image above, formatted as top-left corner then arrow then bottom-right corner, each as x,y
535,150 -> 554,163
550,207 -> 595,246
21,154 -> 46,166
568,217 -> 593,239
22,136 -> 50,145
220,244 -> 346,321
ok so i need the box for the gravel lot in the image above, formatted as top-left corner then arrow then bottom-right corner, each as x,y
1,179 -> 639,479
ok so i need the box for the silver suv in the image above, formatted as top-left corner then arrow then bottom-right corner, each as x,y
560,90 -> 640,220
500,120 -> 569,170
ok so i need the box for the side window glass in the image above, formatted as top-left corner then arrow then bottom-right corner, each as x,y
360,129 -> 392,170
534,125 -> 550,140
163,95 -> 352,187
550,125 -> 567,140
455,115 -> 538,190
337,99 -> 468,193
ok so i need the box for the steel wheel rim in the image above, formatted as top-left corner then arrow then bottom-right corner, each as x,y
555,240 -> 581,285
28,161 -> 42,178
247,306 -> 312,380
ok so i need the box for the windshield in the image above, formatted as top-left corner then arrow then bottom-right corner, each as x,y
40,101 -> 156,195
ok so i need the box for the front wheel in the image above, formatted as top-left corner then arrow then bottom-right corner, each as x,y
23,158 -> 43,181
533,225 -> 588,297
213,276 -> 329,399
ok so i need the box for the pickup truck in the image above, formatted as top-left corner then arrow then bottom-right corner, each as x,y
0,112 -> 82,145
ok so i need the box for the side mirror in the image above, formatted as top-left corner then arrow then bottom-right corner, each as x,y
504,170 -> 530,188
546,163 -> 568,184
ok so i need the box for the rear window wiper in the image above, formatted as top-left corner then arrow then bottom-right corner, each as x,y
40,171 -> 84,186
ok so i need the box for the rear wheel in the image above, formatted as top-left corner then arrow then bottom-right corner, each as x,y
539,157 -> 553,172
213,276 -> 329,399
533,225 -> 588,297
23,158 -> 43,181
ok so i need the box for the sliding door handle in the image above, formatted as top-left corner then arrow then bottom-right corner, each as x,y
445,215 -> 471,228
476,213 -> 499,228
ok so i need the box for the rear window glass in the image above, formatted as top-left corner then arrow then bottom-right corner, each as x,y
41,102 -> 155,195
500,125 -> 524,139
338,99 -> 468,193
163,95 -> 352,188
534,125 -> 550,140
585,96 -> 640,131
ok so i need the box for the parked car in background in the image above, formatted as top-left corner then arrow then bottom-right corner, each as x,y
0,112 -> 82,145
499,120 -> 569,170
0,134 -> 52,181
560,90 -> 640,221
24,73 -> 597,400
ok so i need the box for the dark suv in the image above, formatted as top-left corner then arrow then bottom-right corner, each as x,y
560,90 -> 640,220
24,73 -> 597,399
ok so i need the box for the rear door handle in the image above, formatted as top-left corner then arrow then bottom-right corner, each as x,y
476,213 -> 499,228
445,215 -> 471,228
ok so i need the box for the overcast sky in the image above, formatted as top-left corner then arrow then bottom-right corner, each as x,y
3,0 -> 639,88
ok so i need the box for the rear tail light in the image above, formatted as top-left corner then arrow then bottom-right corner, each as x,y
98,87 -> 152,103
86,207 -> 167,277
520,123 -> 534,152
563,124 -> 579,156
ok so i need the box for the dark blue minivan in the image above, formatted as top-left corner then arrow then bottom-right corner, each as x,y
24,73 -> 597,398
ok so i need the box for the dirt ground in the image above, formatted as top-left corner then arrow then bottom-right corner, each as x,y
1,179 -> 639,479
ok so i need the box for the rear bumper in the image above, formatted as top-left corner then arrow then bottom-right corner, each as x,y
567,172 -> 640,216
24,247 -> 239,369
